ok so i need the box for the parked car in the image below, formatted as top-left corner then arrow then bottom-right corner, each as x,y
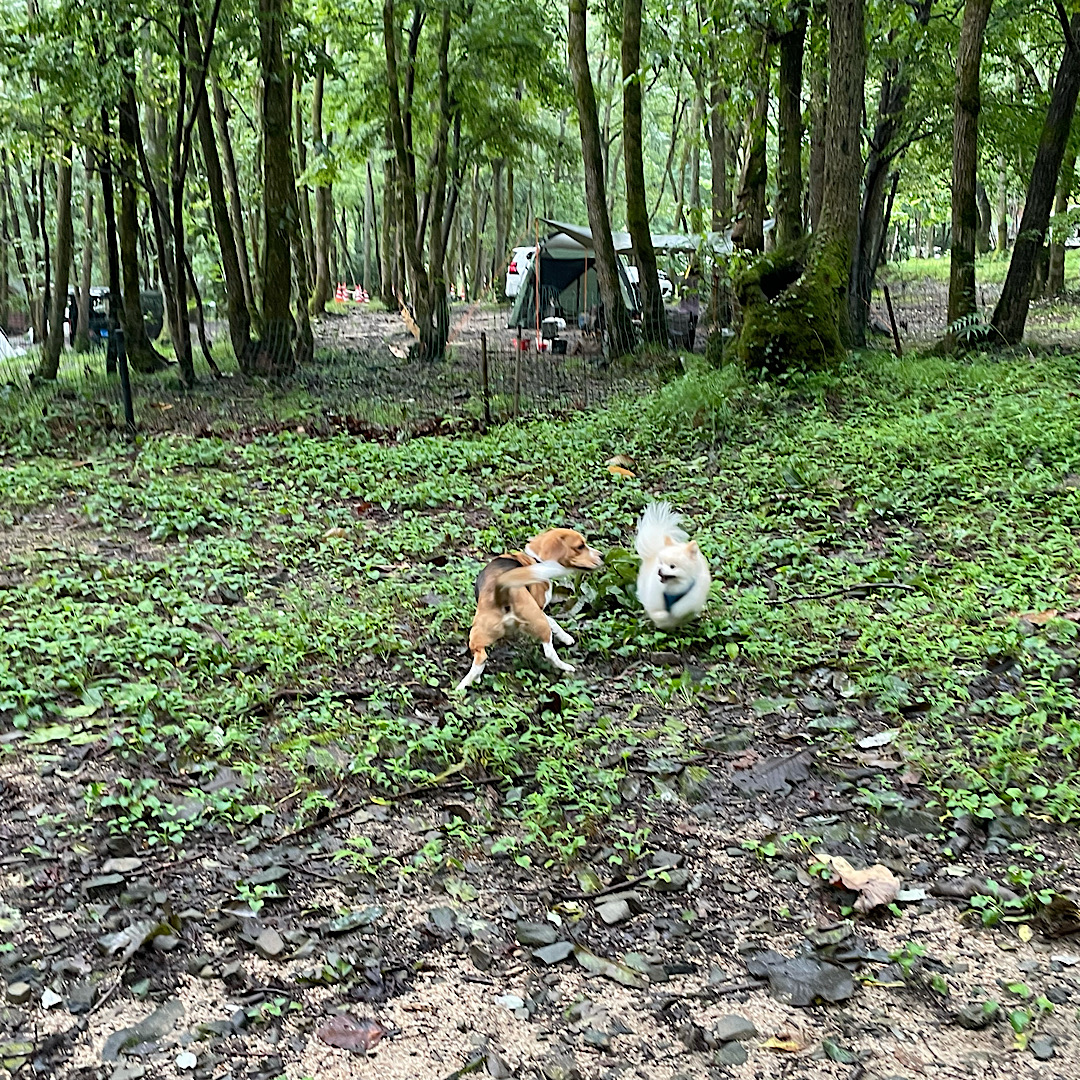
505,246 -> 537,298
67,287 -> 165,346
623,264 -> 674,302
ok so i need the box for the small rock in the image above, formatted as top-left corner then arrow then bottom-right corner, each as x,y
5,982 -> 32,1005
955,1002 -> 997,1031
486,1049 -> 513,1077
152,935 -> 181,953
712,1015 -> 758,1042
253,929 -> 285,960
648,867 -> 692,893
494,993 -> 525,1011
66,980 -> 97,1014
41,988 -> 63,1009
469,944 -> 493,972
101,857 -> 145,875
84,873 -> 126,894
582,1027 -> 611,1051
1046,986 -> 1070,1004
110,1065 -> 146,1080
516,922 -> 559,947
175,1050 -> 198,1069
596,900 -> 632,925
533,942 -> 575,965
713,1041 -> 749,1066
1030,1037 -> 1056,1061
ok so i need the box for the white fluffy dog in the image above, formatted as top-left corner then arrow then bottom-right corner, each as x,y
635,502 -> 711,629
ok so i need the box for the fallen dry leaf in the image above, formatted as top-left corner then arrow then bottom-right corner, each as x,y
760,1034 -> 806,1053
817,853 -> 900,913
323,527 -> 347,539
1016,609 -> 1080,624
317,1014 -> 386,1053
731,750 -> 761,770
607,465 -> 635,477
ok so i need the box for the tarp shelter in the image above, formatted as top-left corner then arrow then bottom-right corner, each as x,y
506,225 -> 637,331
506,219 -> 736,329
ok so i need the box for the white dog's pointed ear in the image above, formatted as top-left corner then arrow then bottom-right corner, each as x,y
663,535 -> 674,546
686,541 -> 699,555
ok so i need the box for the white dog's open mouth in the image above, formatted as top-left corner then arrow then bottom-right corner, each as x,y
658,571 -> 677,583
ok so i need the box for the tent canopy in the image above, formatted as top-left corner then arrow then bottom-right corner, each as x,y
539,218 -> 735,257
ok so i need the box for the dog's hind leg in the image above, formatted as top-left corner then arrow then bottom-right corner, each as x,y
456,647 -> 488,691
542,640 -> 575,672
546,615 -> 574,645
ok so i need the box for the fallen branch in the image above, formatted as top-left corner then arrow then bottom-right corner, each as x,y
766,581 -> 916,605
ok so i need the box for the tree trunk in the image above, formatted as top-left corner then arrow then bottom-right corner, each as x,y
1047,145 -> 1076,294
622,0 -> 667,345
708,80 -> 728,229
995,153 -> 1008,252
975,181 -> 992,254
74,148 -> 94,352
991,14 -> 1080,344
688,87 -> 702,231
144,101 -> 179,350
492,158 -> 506,293
807,0 -> 827,233
946,0 -> 993,345
37,142 -> 73,380
364,159 -> 375,291
568,0 -> 635,355
2,155 -> 34,336
294,83 -> 316,296
118,60 -> 167,373
732,35 -> 769,253
258,0 -> 297,373
212,77 -> 257,319
381,155 -> 395,305
193,27 -> 253,370
311,56 -> 332,313
775,4 -> 808,248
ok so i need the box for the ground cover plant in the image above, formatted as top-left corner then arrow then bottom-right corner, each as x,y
2,345 -> 1080,1078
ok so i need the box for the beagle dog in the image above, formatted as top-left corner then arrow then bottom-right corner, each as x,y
456,528 -> 603,691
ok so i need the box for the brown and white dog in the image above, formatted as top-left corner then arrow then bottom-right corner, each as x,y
456,528 -> 603,691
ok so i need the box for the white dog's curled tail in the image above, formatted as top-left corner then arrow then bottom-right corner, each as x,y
635,501 -> 689,559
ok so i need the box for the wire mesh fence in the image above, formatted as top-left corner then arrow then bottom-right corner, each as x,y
0,308 -> 691,447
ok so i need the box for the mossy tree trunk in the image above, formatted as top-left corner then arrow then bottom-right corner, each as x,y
991,13 -> 1080,344
37,142 -> 73,380
74,148 -> 94,353
775,3 -> 807,249
806,0 -> 827,234
945,0 -> 993,348
732,33 -> 768,254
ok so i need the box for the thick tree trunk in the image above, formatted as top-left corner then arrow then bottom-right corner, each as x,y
822,0 -> 867,346
311,58 -> 332,314
775,4 -> 807,248
807,0 -> 827,232
946,0 -> 993,344
732,35 -> 769,253
991,14 -> 1080,344
622,0 -> 667,345
74,148 -> 94,352
568,0 -> 635,355
37,143 -> 73,380
258,0 -> 297,373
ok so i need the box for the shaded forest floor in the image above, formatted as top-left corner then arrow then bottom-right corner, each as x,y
3,315 -> 1080,1080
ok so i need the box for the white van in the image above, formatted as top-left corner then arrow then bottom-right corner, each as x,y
505,246 -> 537,298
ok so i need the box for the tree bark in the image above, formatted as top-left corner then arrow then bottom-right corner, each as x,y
1047,147 -> 1076,294
2,154 -> 34,337
807,0 -> 827,233
294,81 -> 316,295
364,159 -> 375,292
822,0 -> 866,345
311,55 -> 332,313
568,0 -> 635,355
775,4 -> 808,248
622,0 -> 667,344
995,153 -> 1008,253
258,0 -> 297,373
37,142 -> 73,380
732,35 -> 769,253
946,0 -> 993,344
991,13 -> 1080,344
708,80 -> 728,229
74,148 -> 94,351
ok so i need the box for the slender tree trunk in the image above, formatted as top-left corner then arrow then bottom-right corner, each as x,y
74,148 -> 94,352
568,0 -> 635,355
37,142 -> 73,379
688,87 -> 702,231
992,14 -> 1080,343
622,0 -> 666,344
311,56 -> 332,313
492,158 -> 507,293
776,4 -> 808,248
807,0 -> 827,232
732,35 -> 769,253
975,180 -> 992,254
2,156 -> 34,334
258,0 -> 297,373
946,0 -> 993,344
213,77 -> 257,319
995,152 -> 1009,252
364,159 -> 375,291
708,80 -> 728,229
118,50 -> 167,372
145,101 -> 179,350
294,82 -> 316,295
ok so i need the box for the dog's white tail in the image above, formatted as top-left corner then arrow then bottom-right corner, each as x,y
492,559 -> 571,592
635,501 -> 689,559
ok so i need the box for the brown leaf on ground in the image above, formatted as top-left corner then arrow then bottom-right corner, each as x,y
1016,609 -> 1080,624
317,1014 -> 386,1053
607,465 -> 635,477
817,854 -> 901,912
731,750 -> 760,770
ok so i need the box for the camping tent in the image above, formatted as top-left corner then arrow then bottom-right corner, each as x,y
506,219 -> 737,330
